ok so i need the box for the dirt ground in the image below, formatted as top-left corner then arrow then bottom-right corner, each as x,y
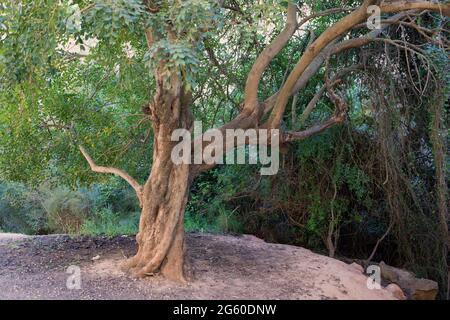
0,232 -> 397,300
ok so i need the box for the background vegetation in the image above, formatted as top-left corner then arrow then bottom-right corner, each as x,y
0,0 -> 448,297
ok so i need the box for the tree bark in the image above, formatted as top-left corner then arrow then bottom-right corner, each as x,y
123,156 -> 191,281
122,68 -> 193,282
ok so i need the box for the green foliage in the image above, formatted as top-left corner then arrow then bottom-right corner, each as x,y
80,207 -> 139,236
0,179 -> 140,236
0,181 -> 48,234
42,187 -> 94,234
144,39 -> 200,89
84,0 -> 146,42
184,212 -> 214,233
0,0 -> 153,185
185,167 -> 247,234
0,1 -> 67,84
214,207 -> 243,234
146,0 -> 220,38
94,179 -> 141,213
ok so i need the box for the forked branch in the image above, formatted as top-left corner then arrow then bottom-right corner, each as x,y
265,0 -> 450,129
243,3 -> 298,112
283,115 -> 346,142
79,145 -> 143,207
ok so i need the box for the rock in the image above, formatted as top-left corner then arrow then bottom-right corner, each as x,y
379,261 -> 413,283
349,262 -> 364,274
379,261 -> 438,300
91,255 -> 101,261
386,283 -> 406,300
410,279 -> 439,300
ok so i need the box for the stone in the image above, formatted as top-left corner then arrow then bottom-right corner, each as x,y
385,283 -> 406,300
410,279 -> 439,300
379,261 -> 438,300
349,262 -> 364,274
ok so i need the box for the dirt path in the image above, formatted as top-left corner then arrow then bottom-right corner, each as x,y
0,232 -> 397,300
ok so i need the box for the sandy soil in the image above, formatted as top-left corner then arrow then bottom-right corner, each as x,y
0,232 -> 397,300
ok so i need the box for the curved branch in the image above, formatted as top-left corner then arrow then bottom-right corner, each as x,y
283,66 -> 365,142
194,1 -> 449,175
297,60 -> 363,126
265,0 -> 450,129
255,8 -> 353,114
79,145 -> 143,207
263,11 -> 417,114
299,79 -> 340,125
243,2 -> 298,112
380,1 -> 450,16
265,0 -> 377,129
283,115 -> 345,142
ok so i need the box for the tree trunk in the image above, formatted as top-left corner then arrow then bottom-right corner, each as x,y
123,156 -> 191,282
122,70 -> 193,282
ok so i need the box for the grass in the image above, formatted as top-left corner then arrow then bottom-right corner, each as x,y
185,209 -> 243,234
80,211 -> 243,237
80,208 -> 139,237
185,212 -> 216,233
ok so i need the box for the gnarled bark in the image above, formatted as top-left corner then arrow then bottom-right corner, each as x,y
121,63 -> 194,281
123,156 -> 191,281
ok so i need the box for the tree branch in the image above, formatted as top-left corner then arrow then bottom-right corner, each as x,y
243,2 -> 298,112
380,1 -> 450,16
79,145 -> 143,207
283,115 -> 345,142
265,0 -> 378,129
265,0 -> 450,130
194,1 -> 449,175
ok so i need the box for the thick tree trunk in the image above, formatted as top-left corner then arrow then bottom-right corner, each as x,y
123,156 -> 191,281
122,69 -> 193,282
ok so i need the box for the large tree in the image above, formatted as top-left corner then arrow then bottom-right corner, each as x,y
1,0 -> 448,282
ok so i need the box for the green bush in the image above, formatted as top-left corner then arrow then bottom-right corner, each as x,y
0,180 -> 142,236
42,187 -> 93,234
184,212 -> 213,233
185,166 -> 251,234
94,180 -> 140,214
0,181 -> 48,234
215,208 -> 243,234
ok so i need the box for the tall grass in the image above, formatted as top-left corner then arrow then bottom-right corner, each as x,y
80,208 -> 139,236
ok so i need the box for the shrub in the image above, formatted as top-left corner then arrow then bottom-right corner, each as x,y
95,180 -> 140,213
0,181 -> 48,234
0,180 -> 141,236
214,207 -> 243,234
42,187 -> 93,234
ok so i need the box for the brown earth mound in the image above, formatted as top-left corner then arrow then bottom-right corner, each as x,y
0,232 -> 397,300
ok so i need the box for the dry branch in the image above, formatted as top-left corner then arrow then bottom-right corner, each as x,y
79,145 -> 143,207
